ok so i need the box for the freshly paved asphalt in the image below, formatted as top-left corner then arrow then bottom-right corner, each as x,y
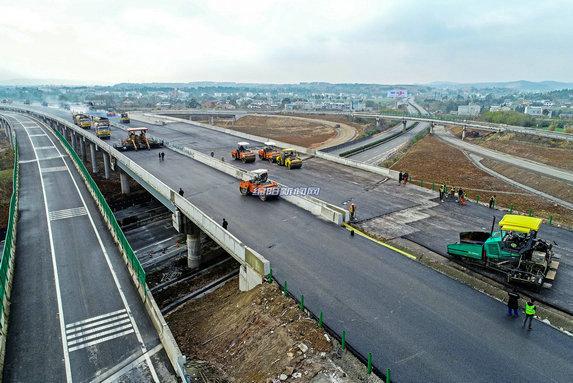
36,105 -> 573,313
2,113 -> 175,383
23,106 -> 573,381
120,140 -> 573,382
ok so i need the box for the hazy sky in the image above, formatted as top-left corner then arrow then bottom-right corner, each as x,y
0,0 -> 572,84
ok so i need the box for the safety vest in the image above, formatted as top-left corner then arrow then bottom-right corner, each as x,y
525,303 -> 536,315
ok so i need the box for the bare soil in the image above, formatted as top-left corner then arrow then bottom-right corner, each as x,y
215,116 -> 336,148
390,135 -> 573,227
167,278 -> 380,382
467,131 -> 573,171
481,158 -> 573,204
289,113 -> 369,134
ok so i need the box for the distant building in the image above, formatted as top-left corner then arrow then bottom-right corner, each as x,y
457,104 -> 481,116
489,105 -> 512,112
525,106 -> 552,117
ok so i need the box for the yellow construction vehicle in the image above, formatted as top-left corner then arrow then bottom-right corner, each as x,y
275,148 -> 303,169
73,113 -> 92,129
120,112 -> 130,123
114,127 -> 163,151
94,122 -> 111,140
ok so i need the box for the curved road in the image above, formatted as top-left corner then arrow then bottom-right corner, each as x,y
434,126 -> 573,184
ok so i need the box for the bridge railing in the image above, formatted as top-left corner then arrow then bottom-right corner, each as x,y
0,131 -> 18,371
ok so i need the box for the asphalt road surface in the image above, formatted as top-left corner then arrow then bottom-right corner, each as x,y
435,126 -> 573,183
119,140 -> 573,382
33,105 -> 573,313
1,113 -> 175,383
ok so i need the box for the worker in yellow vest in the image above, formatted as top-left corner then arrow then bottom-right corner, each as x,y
349,203 -> 356,221
522,299 -> 536,330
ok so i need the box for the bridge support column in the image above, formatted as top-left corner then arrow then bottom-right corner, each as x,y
119,170 -> 130,194
462,126 -> 466,141
80,137 -> 87,162
103,152 -> 111,179
186,227 -> 202,270
172,210 -> 203,270
90,143 -> 98,173
239,264 -> 262,292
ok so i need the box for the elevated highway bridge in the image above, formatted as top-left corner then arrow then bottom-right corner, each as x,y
1,105 -> 572,382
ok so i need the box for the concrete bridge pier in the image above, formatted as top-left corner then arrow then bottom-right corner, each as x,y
103,152 -> 111,179
186,226 -> 202,270
239,264 -> 263,292
80,137 -> 87,162
119,170 -> 130,194
171,210 -> 203,270
90,143 -> 98,173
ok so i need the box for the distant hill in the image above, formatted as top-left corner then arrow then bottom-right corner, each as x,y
0,78 -> 93,86
427,80 -> 573,92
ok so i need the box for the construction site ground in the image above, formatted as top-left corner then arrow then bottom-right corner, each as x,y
167,277 -> 382,383
460,129 -> 573,172
214,115 -> 359,149
390,134 -> 573,227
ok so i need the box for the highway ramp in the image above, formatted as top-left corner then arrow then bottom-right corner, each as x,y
2,113 -> 175,382
435,126 -> 573,184
29,105 -> 573,313
120,137 -> 573,382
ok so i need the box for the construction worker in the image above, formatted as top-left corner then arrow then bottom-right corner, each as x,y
440,183 -> 446,202
178,188 -> 184,196
489,195 -> 496,209
349,203 -> 356,221
522,299 -> 536,330
398,171 -> 403,184
222,218 -> 228,230
161,152 -> 165,161
158,152 -> 161,161
507,289 -> 520,318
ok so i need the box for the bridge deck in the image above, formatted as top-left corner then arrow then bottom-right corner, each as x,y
2,113 -> 175,383
122,141 -> 573,383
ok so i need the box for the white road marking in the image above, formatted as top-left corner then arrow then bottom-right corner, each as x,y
29,116 -> 160,383
67,323 -> 133,346
67,314 -> 129,335
66,309 -> 126,328
29,133 -> 48,137
13,114 -> 73,383
68,329 -> 135,352
41,165 -> 68,173
34,146 -> 55,150
49,207 -> 88,221
95,344 -> 163,383
67,318 -> 131,340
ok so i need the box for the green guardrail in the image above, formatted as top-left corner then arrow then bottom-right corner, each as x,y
53,130 -> 146,288
1,135 -> 19,330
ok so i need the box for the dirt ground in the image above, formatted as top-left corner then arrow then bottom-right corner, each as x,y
289,114 -> 369,135
481,158 -> 573,204
390,135 -> 573,227
215,115 -> 359,149
465,130 -> 573,171
167,278 -> 381,383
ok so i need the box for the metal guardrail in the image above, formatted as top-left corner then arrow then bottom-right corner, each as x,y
0,126 -> 18,373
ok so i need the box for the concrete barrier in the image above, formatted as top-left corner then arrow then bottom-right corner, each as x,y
2,106 -> 276,382
160,137 -> 345,225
